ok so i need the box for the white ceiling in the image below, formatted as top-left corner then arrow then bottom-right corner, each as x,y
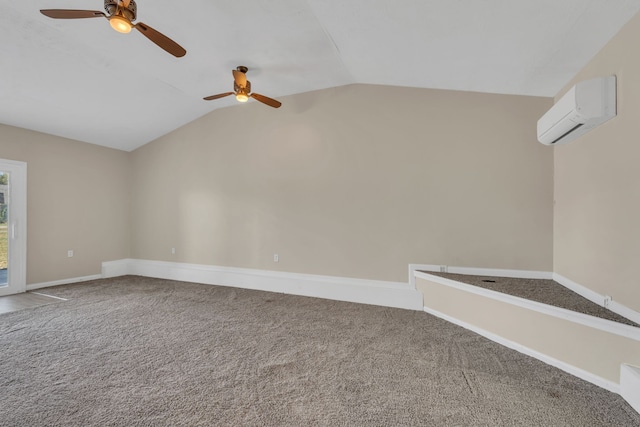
2,1 -> 640,151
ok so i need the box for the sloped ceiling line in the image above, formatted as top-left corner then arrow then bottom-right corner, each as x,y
1,1 -> 639,151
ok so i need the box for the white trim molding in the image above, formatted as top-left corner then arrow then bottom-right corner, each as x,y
553,273 -> 640,325
408,263 -> 552,287
415,271 -> 640,340
26,274 -> 103,291
423,306 -> 620,394
103,259 -> 424,311
102,259 -> 131,278
621,364 -> 640,413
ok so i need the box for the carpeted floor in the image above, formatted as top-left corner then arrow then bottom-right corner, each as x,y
424,272 -> 639,328
0,275 -> 638,426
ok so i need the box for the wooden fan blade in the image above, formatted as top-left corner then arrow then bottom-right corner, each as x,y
251,93 -> 282,108
203,92 -> 234,101
233,70 -> 247,88
122,0 -> 132,8
134,22 -> 186,57
40,9 -> 106,19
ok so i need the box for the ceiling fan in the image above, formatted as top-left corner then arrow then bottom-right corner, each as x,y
204,66 -> 282,108
40,0 -> 186,58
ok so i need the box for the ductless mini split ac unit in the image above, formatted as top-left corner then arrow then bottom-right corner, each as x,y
537,75 -> 617,146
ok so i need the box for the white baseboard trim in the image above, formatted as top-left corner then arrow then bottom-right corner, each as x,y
26,274 -> 103,291
415,271 -> 640,340
103,259 -> 424,311
408,263 -> 552,286
423,305 -> 620,394
621,364 -> 640,413
102,259 -> 131,278
553,273 -> 640,325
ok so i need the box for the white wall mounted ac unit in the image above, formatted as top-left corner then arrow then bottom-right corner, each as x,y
537,75 -> 616,146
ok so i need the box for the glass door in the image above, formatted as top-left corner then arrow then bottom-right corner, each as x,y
0,171 -> 7,286
0,171 -> 7,287
0,160 -> 26,296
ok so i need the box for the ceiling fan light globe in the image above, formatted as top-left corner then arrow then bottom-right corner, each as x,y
109,16 -> 132,33
236,93 -> 249,103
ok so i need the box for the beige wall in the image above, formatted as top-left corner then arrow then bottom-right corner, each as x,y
131,84 -> 553,282
554,12 -> 640,313
0,124 -> 130,284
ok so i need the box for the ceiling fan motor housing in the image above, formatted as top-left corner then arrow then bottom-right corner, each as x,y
234,81 -> 251,93
104,0 -> 137,21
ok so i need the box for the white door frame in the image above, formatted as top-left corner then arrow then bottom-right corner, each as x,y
0,159 -> 27,296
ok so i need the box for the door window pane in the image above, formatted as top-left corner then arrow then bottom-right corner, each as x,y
0,171 -> 8,286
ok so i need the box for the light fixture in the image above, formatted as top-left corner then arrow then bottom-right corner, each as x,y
235,92 -> 249,103
109,15 -> 132,34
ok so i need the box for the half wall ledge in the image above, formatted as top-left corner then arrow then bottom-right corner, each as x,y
415,270 -> 640,412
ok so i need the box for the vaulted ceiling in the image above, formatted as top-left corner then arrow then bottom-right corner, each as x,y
3,1 -> 640,151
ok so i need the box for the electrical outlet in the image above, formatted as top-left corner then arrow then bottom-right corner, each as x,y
273,254 -> 279,262
67,250 -> 74,258
440,265 -> 446,272
604,295 -> 612,308
171,248 -> 176,255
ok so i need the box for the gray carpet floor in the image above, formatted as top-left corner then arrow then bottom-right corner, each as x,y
0,275 -> 638,426
424,272 -> 639,328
